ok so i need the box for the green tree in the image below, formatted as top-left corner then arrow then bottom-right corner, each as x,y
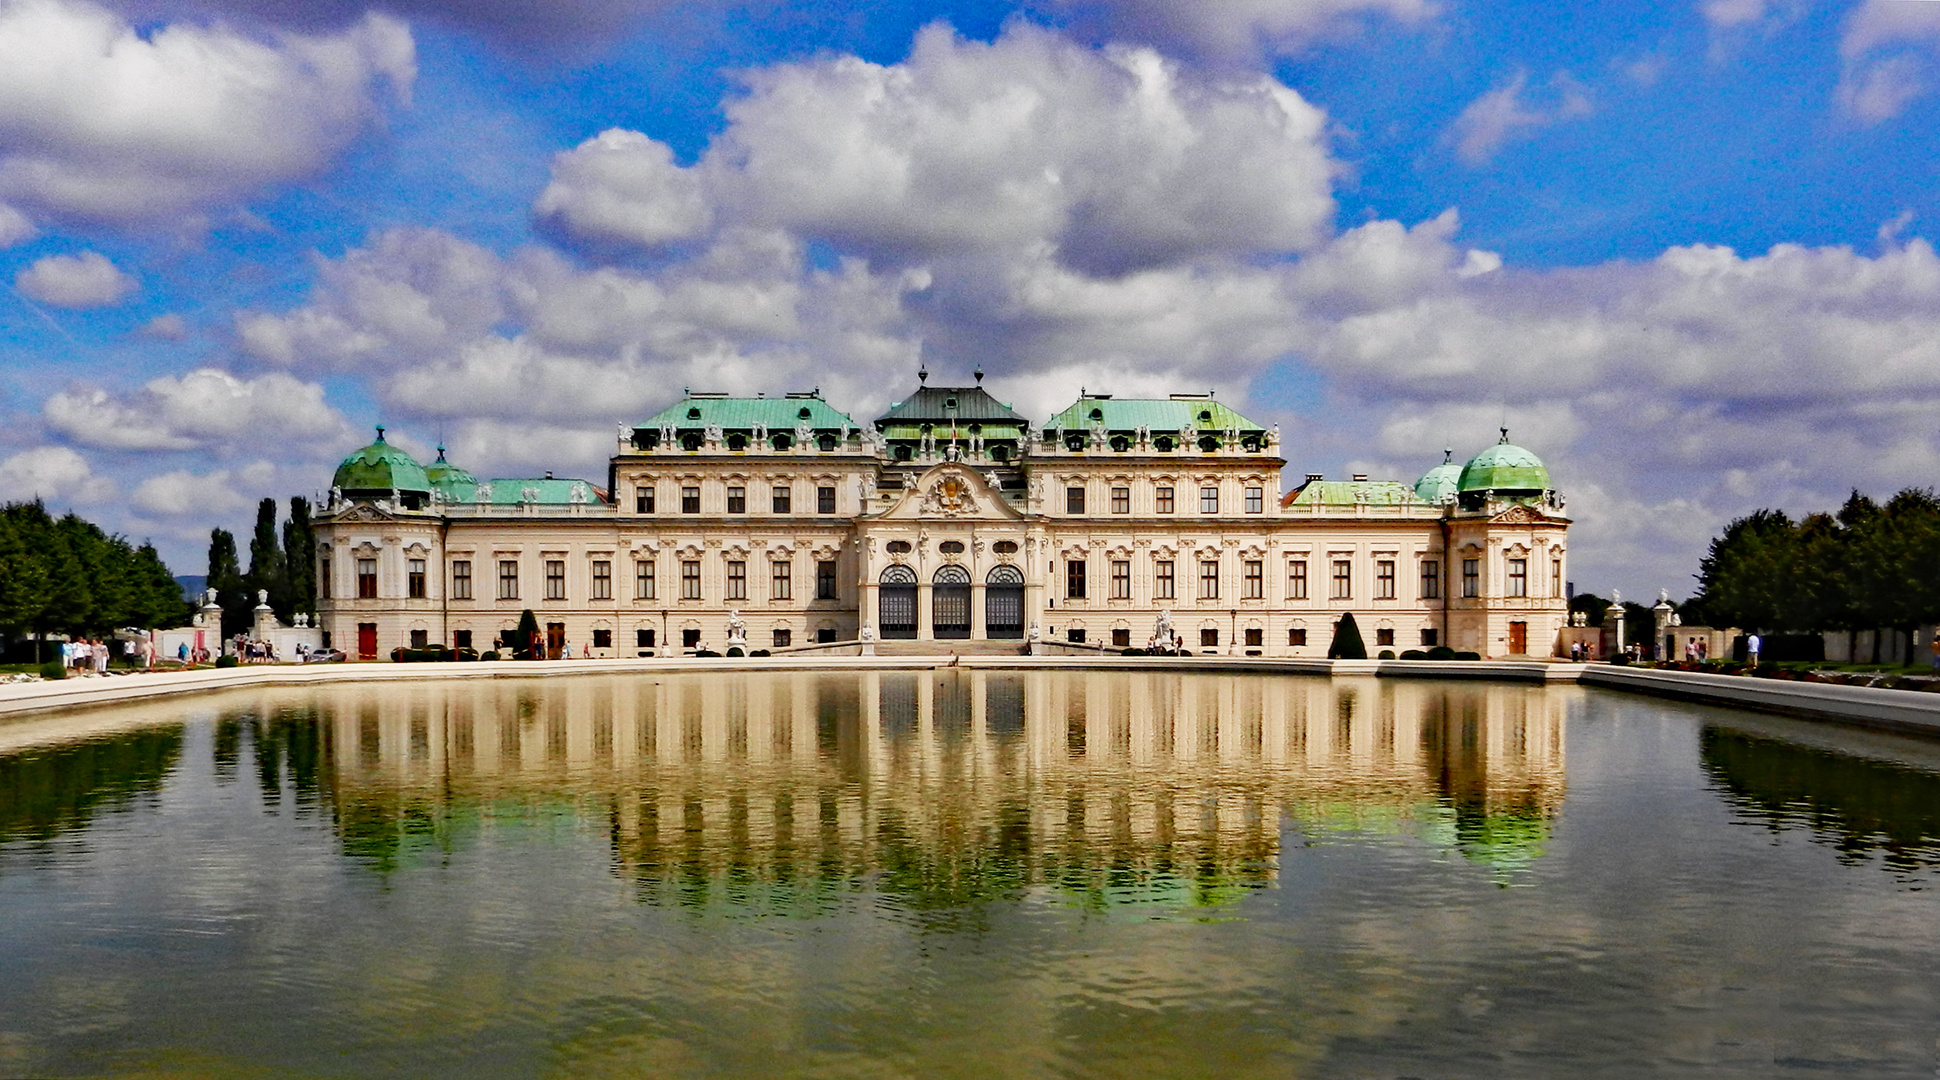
246,498 -> 287,623
1694,509 -> 1795,631
131,542 -> 188,629
282,496 -> 315,622
1327,612 -> 1367,659
515,609 -> 541,660
207,528 -> 248,637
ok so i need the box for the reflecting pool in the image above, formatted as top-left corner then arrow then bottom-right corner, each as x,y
2,672 -> 1938,1077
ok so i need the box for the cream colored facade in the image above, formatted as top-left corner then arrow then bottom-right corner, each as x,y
316,384 -> 1570,659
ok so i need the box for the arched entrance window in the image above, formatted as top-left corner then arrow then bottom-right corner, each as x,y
879,564 -> 918,639
933,564 -> 971,639
985,564 -> 1024,639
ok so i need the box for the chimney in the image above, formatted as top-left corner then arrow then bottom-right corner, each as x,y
1351,473 -> 1368,482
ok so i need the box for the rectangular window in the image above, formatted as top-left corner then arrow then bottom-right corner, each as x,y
727,486 -> 746,514
681,561 -> 702,600
1376,560 -> 1396,600
1111,560 -> 1131,599
357,558 -> 377,599
1552,557 -> 1563,597
1199,559 -> 1220,600
1200,628 -> 1219,648
1376,628 -> 1395,647
1111,487 -> 1130,514
498,560 -> 519,600
817,627 -> 836,643
1067,629 -> 1087,644
319,555 -> 331,600
1200,486 -> 1218,514
1288,560 -> 1308,600
407,559 -> 426,599
683,628 -> 701,649
410,629 -> 428,649
1155,560 -> 1175,600
727,560 -> 747,601
1245,486 -> 1263,514
592,560 -> 612,600
772,485 -> 791,514
545,560 -> 566,601
453,630 -> 472,651
1462,558 -> 1479,598
636,486 -> 654,514
635,559 -> 655,600
592,628 -> 612,649
1331,560 -> 1352,601
773,628 -> 792,649
772,560 -> 792,600
1066,560 -> 1087,599
1067,486 -> 1086,514
1156,486 -> 1175,514
816,560 -> 838,600
1508,558 -> 1528,598
451,560 -> 472,600
681,486 -> 700,514
1420,560 -> 1440,600
636,628 -> 655,649
1289,627 -> 1308,646
817,486 -> 836,514
1245,627 -> 1263,648
1420,628 -> 1439,647
1244,560 -> 1263,599
1111,628 -> 1131,648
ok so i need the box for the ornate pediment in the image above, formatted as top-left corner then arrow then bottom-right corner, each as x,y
1489,504 -> 1561,526
875,464 -> 1022,522
335,503 -> 395,524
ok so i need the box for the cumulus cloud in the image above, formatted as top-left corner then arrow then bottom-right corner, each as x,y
43,367 -> 350,451
0,445 -> 114,503
1045,0 -> 1434,65
0,201 -> 33,247
13,250 -> 135,307
0,0 -> 414,226
539,24 -> 1336,275
104,0 -> 692,58
1837,0 -> 1940,123
130,461 -> 273,517
1447,70 -> 1592,166
140,312 -> 189,340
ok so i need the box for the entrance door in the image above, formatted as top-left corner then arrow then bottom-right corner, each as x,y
1509,620 -> 1527,655
879,565 -> 917,639
357,622 -> 377,660
933,565 -> 971,639
547,622 -> 565,659
985,565 -> 1024,639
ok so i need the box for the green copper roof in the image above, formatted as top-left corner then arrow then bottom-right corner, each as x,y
875,381 -> 1029,428
333,428 -> 430,493
1284,479 -> 1418,507
440,477 -> 607,506
1043,395 -> 1264,433
423,446 -> 476,492
639,392 -> 855,431
1458,431 -> 1551,493
1414,451 -> 1462,504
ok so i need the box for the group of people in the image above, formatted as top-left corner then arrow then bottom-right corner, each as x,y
231,634 -> 282,663
61,637 -> 113,675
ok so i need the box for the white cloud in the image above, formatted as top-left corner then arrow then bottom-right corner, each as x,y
0,0 -> 414,226
0,201 -> 33,247
140,312 -> 189,340
539,24 -> 1336,276
43,367 -> 350,451
1838,0 -> 1940,123
1448,70 -> 1592,166
1046,0 -> 1434,65
13,250 -> 135,307
0,445 -> 114,503
129,461 -> 273,517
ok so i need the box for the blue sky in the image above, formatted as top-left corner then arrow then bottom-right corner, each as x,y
4,0 -> 1940,599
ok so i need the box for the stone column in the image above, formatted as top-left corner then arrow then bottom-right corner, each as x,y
917,583 -> 933,641
971,582 -> 987,639
1652,592 -> 1674,661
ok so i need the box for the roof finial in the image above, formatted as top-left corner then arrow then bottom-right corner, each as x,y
375,425 -> 386,442
435,442 -> 447,462
1444,447 -> 1454,463
918,365 -> 928,385
1500,426 -> 1510,443
973,366 -> 984,384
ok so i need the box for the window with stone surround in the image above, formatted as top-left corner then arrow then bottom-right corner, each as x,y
772,561 -> 792,600
545,560 -> 566,600
1155,560 -> 1175,600
498,560 -> 518,600
1156,486 -> 1174,514
727,560 -> 747,601
591,560 -> 612,600
357,558 -> 377,599
1288,559 -> 1308,600
1244,560 -> 1263,599
451,560 -> 471,600
636,559 -> 654,600
407,559 -> 426,599
681,561 -> 701,600
1111,560 -> 1130,599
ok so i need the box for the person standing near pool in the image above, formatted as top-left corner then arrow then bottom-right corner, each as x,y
1747,633 -> 1761,669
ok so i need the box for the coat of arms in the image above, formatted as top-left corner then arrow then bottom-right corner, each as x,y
921,474 -> 977,517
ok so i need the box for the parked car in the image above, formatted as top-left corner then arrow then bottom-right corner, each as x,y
302,648 -> 347,663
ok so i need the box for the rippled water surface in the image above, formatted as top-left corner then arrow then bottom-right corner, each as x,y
3,671 -> 1940,1077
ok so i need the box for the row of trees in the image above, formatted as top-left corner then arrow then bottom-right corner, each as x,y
205,497 -> 316,638
1694,488 -> 1940,663
0,501 -> 188,657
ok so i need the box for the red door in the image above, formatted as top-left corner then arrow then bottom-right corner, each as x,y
1508,621 -> 1528,655
357,623 -> 378,660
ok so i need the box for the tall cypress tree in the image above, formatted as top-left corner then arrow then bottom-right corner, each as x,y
246,498 -> 287,623
208,528 -> 247,637
0,506 -> 50,658
282,495 -> 315,622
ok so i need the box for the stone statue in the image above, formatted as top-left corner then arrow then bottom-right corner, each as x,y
475,482 -> 493,505
329,485 -> 342,507
1658,588 -> 1670,604
1611,589 -> 1622,606
1028,620 -> 1041,642
1089,423 -> 1106,449
860,624 -> 876,642
705,422 -> 724,445
257,589 -> 269,606
726,609 -> 747,646
659,422 -> 676,447
569,483 -> 588,505
840,422 -> 851,444
205,588 -> 218,606
795,418 -> 813,446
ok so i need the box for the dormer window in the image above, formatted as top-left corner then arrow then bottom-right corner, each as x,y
688,407 -> 701,420
1089,408 -> 1103,421
798,407 -> 812,420
945,398 -> 957,408
1199,410 -> 1212,422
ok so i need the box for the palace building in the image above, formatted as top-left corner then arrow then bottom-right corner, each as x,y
315,373 -> 1570,660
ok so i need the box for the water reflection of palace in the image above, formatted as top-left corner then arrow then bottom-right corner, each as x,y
294,673 -> 1566,908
